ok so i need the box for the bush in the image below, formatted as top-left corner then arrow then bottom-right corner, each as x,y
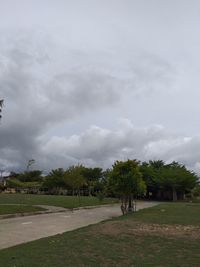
192,186 -> 200,198
96,192 -> 105,202
0,183 -> 6,192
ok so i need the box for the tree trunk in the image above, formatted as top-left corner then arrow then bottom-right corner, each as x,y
120,197 -> 125,215
172,187 -> 177,201
128,195 -> 133,212
88,186 -> 92,196
78,189 -> 81,205
121,195 -> 128,215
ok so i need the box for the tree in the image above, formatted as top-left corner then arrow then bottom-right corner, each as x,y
140,160 -> 199,201
6,170 -> 43,193
109,160 -> 146,214
26,159 -> 35,171
192,185 -> 200,198
81,167 -> 103,195
157,162 -> 198,201
149,160 -> 165,170
43,168 -> 65,194
7,178 -> 41,192
64,165 -> 86,196
0,99 -> 4,120
18,170 -> 43,182
140,162 -> 158,199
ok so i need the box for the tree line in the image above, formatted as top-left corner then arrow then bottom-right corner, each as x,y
3,159 -> 199,205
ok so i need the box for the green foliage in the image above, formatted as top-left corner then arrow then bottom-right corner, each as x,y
140,160 -> 198,201
108,160 -> 146,214
43,168 -> 65,190
109,160 -> 146,198
159,162 -> 197,189
81,166 -> 103,195
6,170 -> 43,191
157,162 -> 198,201
0,183 -> 5,191
6,178 -> 41,189
81,167 -> 103,182
64,165 -> 86,194
17,170 -> 43,182
140,162 -> 158,193
7,178 -> 23,188
96,191 -> 105,202
192,185 -> 200,198
4,160 -> 199,201
149,160 -> 165,170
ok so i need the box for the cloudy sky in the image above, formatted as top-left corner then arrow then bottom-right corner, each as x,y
1,0 -> 200,174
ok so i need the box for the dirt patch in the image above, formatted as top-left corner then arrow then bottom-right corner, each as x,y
92,220 -> 200,240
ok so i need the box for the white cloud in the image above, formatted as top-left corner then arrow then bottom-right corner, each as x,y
40,120 -> 200,173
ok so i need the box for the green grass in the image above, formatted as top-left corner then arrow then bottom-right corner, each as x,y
120,202 -> 200,225
0,202 -> 199,267
0,204 -> 46,215
0,193 -> 117,209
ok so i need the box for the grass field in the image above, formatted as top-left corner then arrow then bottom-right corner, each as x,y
119,202 -> 200,225
0,202 -> 199,267
0,193 -> 117,209
0,204 -> 45,215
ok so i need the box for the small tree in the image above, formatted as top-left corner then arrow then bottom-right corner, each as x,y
64,165 -> 86,197
192,185 -> 200,198
109,160 -> 146,214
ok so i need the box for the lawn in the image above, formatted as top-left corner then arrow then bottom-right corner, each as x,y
0,204 -> 46,215
119,202 -> 200,225
0,193 -> 117,209
0,202 -> 199,267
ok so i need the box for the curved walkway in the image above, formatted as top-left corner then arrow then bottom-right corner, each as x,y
0,201 -> 159,250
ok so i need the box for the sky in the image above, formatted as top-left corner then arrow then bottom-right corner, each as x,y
1,0 -> 200,174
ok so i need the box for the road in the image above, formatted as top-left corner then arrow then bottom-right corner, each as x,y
0,201 -> 158,250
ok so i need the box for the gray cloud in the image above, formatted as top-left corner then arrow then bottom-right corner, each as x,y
1,1 -> 200,174
0,30 -> 175,172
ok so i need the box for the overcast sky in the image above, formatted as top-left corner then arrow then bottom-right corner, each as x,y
1,0 -> 200,174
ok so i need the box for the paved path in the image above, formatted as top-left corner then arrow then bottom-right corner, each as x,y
0,201 -> 159,250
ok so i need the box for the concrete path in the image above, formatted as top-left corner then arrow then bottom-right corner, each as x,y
0,201 -> 159,250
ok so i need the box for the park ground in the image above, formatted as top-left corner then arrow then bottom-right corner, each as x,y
0,201 -> 199,267
0,194 -> 117,216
